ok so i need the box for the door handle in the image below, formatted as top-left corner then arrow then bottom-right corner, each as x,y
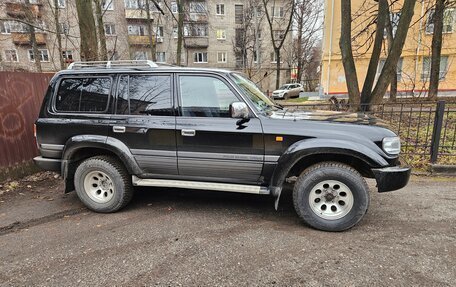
113,126 -> 126,133
181,129 -> 196,137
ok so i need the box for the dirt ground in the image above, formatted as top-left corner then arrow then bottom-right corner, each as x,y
0,173 -> 455,286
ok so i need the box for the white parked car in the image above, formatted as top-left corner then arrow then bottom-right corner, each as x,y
272,83 -> 304,99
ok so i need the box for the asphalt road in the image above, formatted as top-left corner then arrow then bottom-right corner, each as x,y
0,173 -> 455,286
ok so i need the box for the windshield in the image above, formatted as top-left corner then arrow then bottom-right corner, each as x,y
231,73 -> 277,113
279,85 -> 290,90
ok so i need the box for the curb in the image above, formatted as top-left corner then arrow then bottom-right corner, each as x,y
429,164 -> 456,176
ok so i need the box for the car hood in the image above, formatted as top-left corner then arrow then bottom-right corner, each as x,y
273,89 -> 287,93
268,108 -> 390,128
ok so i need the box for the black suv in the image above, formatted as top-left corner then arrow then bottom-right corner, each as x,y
34,61 -> 410,231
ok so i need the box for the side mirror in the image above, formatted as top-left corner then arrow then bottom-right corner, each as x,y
230,102 -> 249,119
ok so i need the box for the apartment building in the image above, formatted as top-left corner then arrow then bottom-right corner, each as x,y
0,0 -> 292,91
321,0 -> 456,97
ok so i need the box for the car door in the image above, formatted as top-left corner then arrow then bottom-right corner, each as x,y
109,73 -> 177,175
175,74 -> 264,184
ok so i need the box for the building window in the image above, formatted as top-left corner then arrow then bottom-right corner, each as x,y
194,52 -> 208,63
128,25 -> 146,36
4,50 -> 18,62
133,51 -> 148,60
216,4 -> 225,15
235,28 -> 244,47
270,52 -> 282,63
217,52 -> 227,63
155,26 -> 164,37
384,12 -> 400,38
57,0 -> 66,8
105,24 -> 116,35
125,0 -> 140,9
28,49 -> 49,62
171,2 -> 178,13
216,29 -> 226,40
62,50 -> 73,63
377,58 -> 403,81
1,21 -> 12,34
272,6 -> 284,18
172,27 -> 178,38
155,52 -> 166,62
426,8 -> 455,34
189,1 -> 206,13
422,56 -> 449,80
235,5 -> 244,24
58,22 -> 69,35
184,23 -> 208,37
102,0 -> 114,10
253,50 -> 259,63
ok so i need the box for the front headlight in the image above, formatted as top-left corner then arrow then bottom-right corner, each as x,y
382,136 -> 401,155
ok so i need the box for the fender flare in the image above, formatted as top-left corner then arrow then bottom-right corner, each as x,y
269,138 -> 389,197
61,135 -> 142,177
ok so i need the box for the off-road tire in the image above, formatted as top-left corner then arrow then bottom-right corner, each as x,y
293,162 -> 370,231
74,156 -> 133,213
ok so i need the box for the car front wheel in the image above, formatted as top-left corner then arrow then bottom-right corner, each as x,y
74,156 -> 133,213
293,162 -> 370,231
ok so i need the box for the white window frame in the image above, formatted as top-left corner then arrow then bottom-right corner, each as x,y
62,50 -> 73,62
194,52 -> 208,63
272,6 -> 284,18
189,2 -> 206,13
376,58 -> 403,81
4,49 -> 18,62
217,52 -> 227,63
270,52 -> 283,63
128,25 -> 146,36
172,27 -> 178,38
171,1 -> 178,13
57,0 -> 66,8
156,51 -> 166,63
133,51 -> 148,60
28,49 -> 50,62
59,22 -> 69,35
422,56 -> 449,81
105,23 -> 116,35
426,8 -> 456,34
216,4 -> 225,15
1,21 -> 13,34
216,29 -> 226,40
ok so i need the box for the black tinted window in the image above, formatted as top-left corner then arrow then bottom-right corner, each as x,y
116,75 -> 172,116
55,77 -> 111,112
179,76 -> 239,117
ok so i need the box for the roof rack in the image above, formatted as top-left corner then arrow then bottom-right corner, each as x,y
67,60 -> 158,70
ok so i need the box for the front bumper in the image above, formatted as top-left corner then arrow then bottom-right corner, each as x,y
33,156 -> 61,172
372,166 -> 411,193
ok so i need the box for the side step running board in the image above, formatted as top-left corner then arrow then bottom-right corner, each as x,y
132,176 -> 270,195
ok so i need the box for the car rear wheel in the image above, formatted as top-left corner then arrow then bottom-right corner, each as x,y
293,162 -> 369,231
74,156 -> 133,213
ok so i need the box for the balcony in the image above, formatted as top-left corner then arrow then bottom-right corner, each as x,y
125,9 -> 153,20
128,35 -> 155,46
184,37 -> 209,48
12,32 -> 46,45
6,2 -> 41,18
184,13 -> 208,23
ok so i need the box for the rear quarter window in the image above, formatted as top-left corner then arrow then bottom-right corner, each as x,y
54,77 -> 112,113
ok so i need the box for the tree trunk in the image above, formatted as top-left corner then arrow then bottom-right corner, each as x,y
428,0 -> 446,100
385,11 -> 397,102
360,0 -> 388,109
176,0 -> 183,65
275,49 -> 281,89
94,0 -> 108,61
24,0 -> 41,72
145,0 -> 156,61
53,0 -> 65,69
76,0 -> 99,61
371,0 -> 417,104
339,0 -> 360,105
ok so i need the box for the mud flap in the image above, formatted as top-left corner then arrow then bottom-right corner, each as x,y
272,187 -> 282,211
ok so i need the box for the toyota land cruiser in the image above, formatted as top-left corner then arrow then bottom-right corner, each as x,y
34,60 -> 411,231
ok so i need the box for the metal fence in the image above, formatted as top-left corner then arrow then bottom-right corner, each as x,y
0,72 -> 54,169
284,101 -> 456,167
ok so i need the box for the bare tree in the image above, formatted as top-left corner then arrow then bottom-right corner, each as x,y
428,0 -> 447,100
76,0 -> 98,61
262,0 -> 295,89
293,0 -> 322,88
340,0 -> 360,104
